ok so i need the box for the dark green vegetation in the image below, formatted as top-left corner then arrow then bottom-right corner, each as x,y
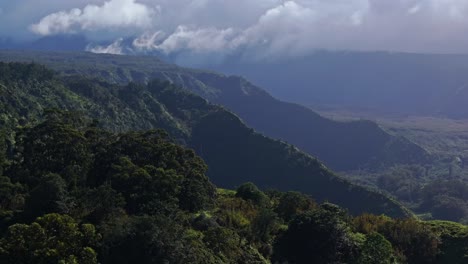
315,110 -> 468,223
2,55 -> 468,261
0,50 -> 428,171
0,112 -> 467,263
0,62 -> 412,218
349,165 -> 468,222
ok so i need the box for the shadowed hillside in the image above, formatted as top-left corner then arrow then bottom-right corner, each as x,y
0,50 -> 429,171
0,62 -> 411,217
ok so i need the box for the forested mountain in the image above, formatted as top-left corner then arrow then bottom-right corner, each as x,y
0,62 -> 410,217
209,51 -> 468,119
0,111 -> 465,263
1,60 -> 468,263
0,50 -> 428,171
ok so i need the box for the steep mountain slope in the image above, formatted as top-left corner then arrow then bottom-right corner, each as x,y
0,50 -> 428,171
209,51 -> 468,118
1,113 -> 463,263
0,62 -> 411,217
191,74 -> 427,170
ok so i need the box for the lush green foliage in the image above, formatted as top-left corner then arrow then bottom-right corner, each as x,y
0,114 -> 220,263
349,164 -> 468,223
0,50 -> 429,171
0,62 -> 410,217
0,213 -> 99,264
273,203 -> 359,263
1,61 -> 467,263
358,233 -> 394,264
0,112 -> 464,262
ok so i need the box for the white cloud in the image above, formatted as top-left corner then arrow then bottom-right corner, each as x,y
408,5 -> 421,14
132,31 -> 166,51
30,0 -> 155,35
87,38 -> 124,54
134,26 -> 240,53
20,0 -> 468,56
130,1 -> 367,59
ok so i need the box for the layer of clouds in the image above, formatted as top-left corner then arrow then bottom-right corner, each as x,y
30,0 -> 155,35
87,38 -> 124,54
4,0 -> 468,57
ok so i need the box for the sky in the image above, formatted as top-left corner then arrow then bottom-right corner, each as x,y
2,0 -> 468,60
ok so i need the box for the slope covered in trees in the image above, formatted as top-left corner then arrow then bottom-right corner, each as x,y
0,62 -> 410,217
0,114 -> 466,263
0,50 -> 428,171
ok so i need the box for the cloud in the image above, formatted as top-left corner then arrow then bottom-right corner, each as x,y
133,26 -> 241,53
86,38 -> 124,54
129,1 -> 369,59
30,0 -> 155,35
19,0 -> 468,58
132,31 -> 166,51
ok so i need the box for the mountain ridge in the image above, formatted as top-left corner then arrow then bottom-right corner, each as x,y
0,50 -> 429,171
0,61 -> 411,217
208,50 -> 468,119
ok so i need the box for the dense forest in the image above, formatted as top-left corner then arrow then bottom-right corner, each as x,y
5,51 -> 468,223
348,163 -> 468,223
1,61 -> 468,263
0,50 -> 428,171
0,62 -> 410,217
0,109 -> 467,263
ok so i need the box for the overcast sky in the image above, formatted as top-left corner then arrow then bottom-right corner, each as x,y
2,0 -> 468,59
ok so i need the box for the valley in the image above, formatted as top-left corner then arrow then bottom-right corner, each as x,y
209,51 -> 468,119
316,107 -> 468,222
316,107 -> 468,157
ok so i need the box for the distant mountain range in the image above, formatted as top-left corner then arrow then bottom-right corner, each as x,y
207,51 -> 468,119
0,35 -> 89,51
6,39 -> 468,120
0,50 -> 428,171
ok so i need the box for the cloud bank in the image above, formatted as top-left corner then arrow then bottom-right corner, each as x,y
17,0 -> 468,58
87,38 -> 124,54
30,0 -> 155,35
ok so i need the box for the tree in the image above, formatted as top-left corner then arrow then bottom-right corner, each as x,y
179,173 -> 216,212
275,191 -> 315,222
100,215 -> 219,264
24,173 -> 71,219
203,226 -> 242,261
432,195 -> 468,222
273,203 -> 358,264
14,118 -> 91,187
251,208 -> 278,243
358,233 -> 394,264
72,184 -> 126,224
0,213 -> 99,264
109,157 -> 182,215
0,176 -> 25,212
380,219 -> 439,264
235,182 -> 268,207
0,130 -> 7,176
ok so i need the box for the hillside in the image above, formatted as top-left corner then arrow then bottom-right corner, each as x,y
209,51 -> 468,119
0,62 -> 411,217
0,112 -> 465,263
0,50 -> 429,171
